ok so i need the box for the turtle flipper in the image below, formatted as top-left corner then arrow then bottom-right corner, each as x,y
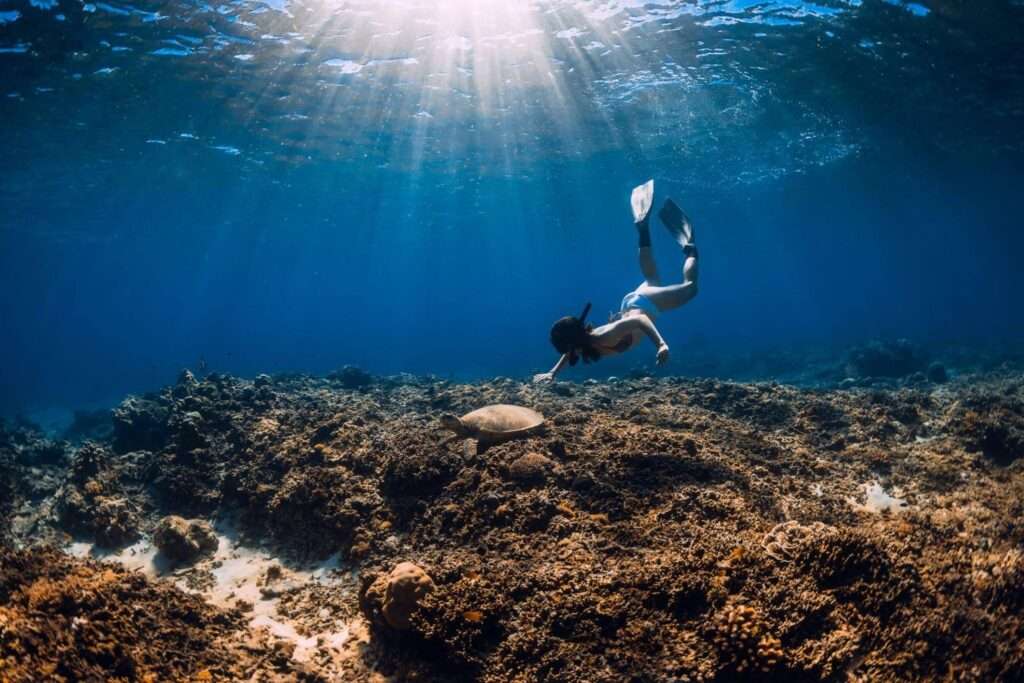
463,439 -> 479,458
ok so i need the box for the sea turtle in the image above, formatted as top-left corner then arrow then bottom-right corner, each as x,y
440,404 -> 546,455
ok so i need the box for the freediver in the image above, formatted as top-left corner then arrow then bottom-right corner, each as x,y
533,180 -> 699,383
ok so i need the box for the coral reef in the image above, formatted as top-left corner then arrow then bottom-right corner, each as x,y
948,379 -> 1024,465
0,419 -> 69,544
328,365 -> 375,390
0,546 -> 319,682
362,561 -> 436,631
710,601 -> 784,674
0,417 -> 67,467
507,451 -> 555,484
152,515 -> 218,564
55,443 -> 140,548
3,366 -> 1024,681
62,408 -> 114,443
844,339 -> 927,379
112,395 -> 170,454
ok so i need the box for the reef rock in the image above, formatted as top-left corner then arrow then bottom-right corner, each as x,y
112,395 -> 169,453
56,444 -> 141,548
384,562 -> 435,630
364,562 -> 435,631
953,391 -> 1024,465
711,601 -> 784,674
92,497 -> 141,548
11,369 -> 1024,681
844,339 -> 926,379
328,365 -> 374,389
63,408 -> 114,443
508,452 -> 554,484
172,369 -> 199,398
58,488 -> 140,548
168,410 -> 207,452
152,515 -> 218,564
0,547 -> 248,682
0,417 -> 67,466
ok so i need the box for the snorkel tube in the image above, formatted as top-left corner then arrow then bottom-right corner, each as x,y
549,302 -> 597,366
578,302 -> 592,326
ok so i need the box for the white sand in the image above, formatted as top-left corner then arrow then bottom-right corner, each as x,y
63,523 -> 364,667
848,481 -> 908,514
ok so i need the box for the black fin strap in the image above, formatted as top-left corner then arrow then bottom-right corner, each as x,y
638,225 -> 651,248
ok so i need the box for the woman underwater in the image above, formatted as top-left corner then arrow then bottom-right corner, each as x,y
533,180 -> 699,382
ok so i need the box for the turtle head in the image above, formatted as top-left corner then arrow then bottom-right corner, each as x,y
439,414 -> 466,436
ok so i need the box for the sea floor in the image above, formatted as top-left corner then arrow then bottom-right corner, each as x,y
2,366 -> 1023,681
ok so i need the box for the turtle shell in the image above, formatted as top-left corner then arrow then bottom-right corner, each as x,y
460,404 -> 545,442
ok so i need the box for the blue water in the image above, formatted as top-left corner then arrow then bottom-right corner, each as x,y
2,0 -> 1023,416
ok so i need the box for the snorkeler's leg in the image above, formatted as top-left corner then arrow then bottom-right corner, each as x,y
632,180 -> 660,285
642,196 -> 699,309
637,220 -> 660,285
641,248 -> 698,311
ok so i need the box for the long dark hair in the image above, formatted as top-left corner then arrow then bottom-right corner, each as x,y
549,303 -> 601,365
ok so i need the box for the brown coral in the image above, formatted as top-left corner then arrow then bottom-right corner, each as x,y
152,515 -> 218,564
711,601 -> 784,673
762,520 -> 835,563
507,452 -> 554,484
361,562 -> 437,632
8,370 -> 1024,681
384,562 -> 435,630
0,547 -> 239,682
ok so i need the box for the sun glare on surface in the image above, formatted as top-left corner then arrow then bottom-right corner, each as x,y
2,0 -> 949,186
262,0 -> 645,172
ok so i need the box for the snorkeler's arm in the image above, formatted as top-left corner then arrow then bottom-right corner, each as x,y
533,354 -> 570,383
634,316 -> 666,349
595,317 -> 670,364
633,317 -> 670,364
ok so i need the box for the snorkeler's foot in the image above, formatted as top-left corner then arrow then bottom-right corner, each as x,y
658,198 -> 694,249
631,179 -> 654,225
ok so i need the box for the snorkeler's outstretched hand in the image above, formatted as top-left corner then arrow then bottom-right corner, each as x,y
533,372 -> 554,383
656,344 -> 670,366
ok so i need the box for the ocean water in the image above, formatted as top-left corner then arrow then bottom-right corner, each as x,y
2,0 -> 1023,417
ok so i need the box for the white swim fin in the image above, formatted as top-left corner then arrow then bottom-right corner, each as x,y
630,179 -> 654,224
